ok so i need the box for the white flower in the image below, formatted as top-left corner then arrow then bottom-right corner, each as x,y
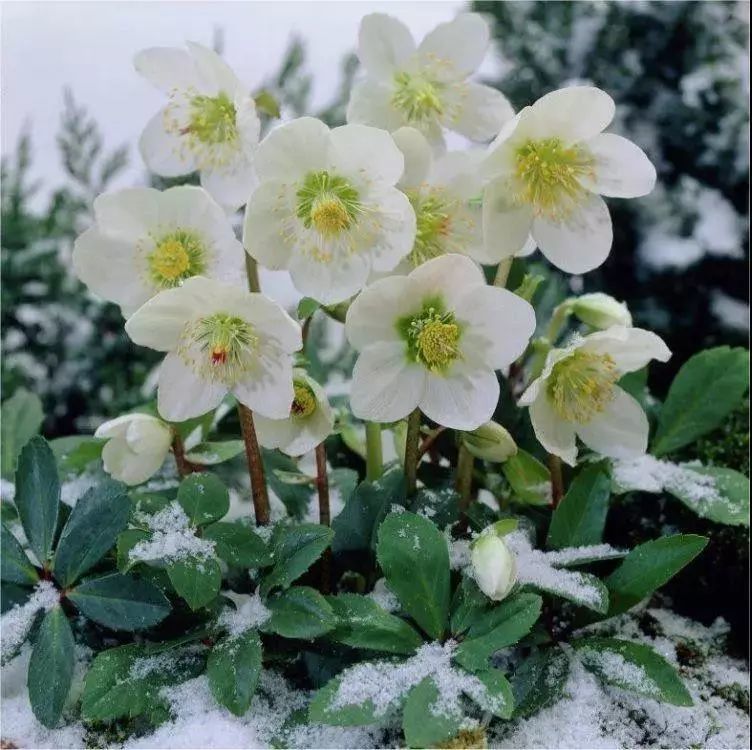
135,42 -> 260,211
347,13 -> 513,149
519,326 -> 671,466
243,117 -> 416,304
572,292 -> 632,330
255,370 -> 334,457
73,186 -> 243,318
471,531 -> 517,602
461,421 -> 518,463
124,277 -> 301,423
95,413 -> 172,486
345,254 -> 536,430
482,86 -> 656,273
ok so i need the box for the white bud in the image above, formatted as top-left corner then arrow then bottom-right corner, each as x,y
572,293 -> 632,330
461,422 -> 517,463
471,532 -> 517,601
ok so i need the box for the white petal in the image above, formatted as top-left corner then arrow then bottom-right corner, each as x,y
102,439 -> 167,486
283,409 -> 333,457
254,117 -> 329,182
346,80 -> 404,131
93,188 -> 162,241
328,124 -> 404,186
139,111 -> 196,178
483,177 -> 535,259
532,193 -> 613,274
350,342 -> 427,423
580,133 -> 656,198
255,414 -> 298,451
243,180 -> 295,270
581,327 -> 671,373
448,83 -> 514,142
134,47 -> 200,94
95,414 -> 139,440
358,13 -> 415,80
455,285 -> 536,370
73,228 -> 151,317
157,352 -> 227,422
186,41 -> 243,96
288,248 -> 370,306
232,349 -> 294,420
417,13 -> 490,79
239,295 -> 302,354
200,158 -> 258,212
528,396 -> 578,466
157,184 -> 224,229
430,150 -> 484,197
346,275 -> 417,350
366,187 -> 416,272
409,253 -> 485,309
576,388 -> 649,460
527,86 -> 615,143
420,364 -> 499,431
392,127 -> 432,188
125,416 -> 172,456
516,235 -> 537,258
482,109 -> 529,179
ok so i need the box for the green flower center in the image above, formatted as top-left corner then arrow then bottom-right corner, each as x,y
291,382 -> 317,418
514,137 -> 594,219
186,92 -> 238,145
147,230 -> 206,287
188,313 -> 258,384
547,350 -> 619,424
407,190 -> 454,267
296,171 -> 361,237
392,72 -> 444,123
399,299 -> 462,372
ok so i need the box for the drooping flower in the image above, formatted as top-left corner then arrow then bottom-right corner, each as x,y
135,42 -> 260,210
345,254 -> 536,430
255,370 -> 334,457
124,277 -> 301,422
571,292 -> 632,330
73,186 -> 243,317
471,530 -> 517,602
461,420 -> 518,463
482,86 -> 656,273
519,326 -> 671,465
347,13 -> 513,149
95,413 -> 172,486
243,117 -> 416,304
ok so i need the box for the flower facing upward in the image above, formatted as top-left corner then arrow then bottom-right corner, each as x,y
255,370 -> 334,457
135,42 -> 260,211
243,117 -> 416,304
347,14 -> 513,149
345,254 -> 536,430
482,86 -> 656,274
73,186 -> 243,318
95,413 -> 172,486
519,326 -> 671,465
125,277 -> 301,423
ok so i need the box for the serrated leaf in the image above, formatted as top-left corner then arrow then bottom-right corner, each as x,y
1,389 -> 44,480
1,522 -> 38,584
511,648 -> 570,718
203,522 -> 272,568
403,678 -> 461,748
262,586 -> 337,639
376,511 -> 450,641
185,440 -> 245,465
176,473 -> 229,527
167,556 -> 222,610
207,630 -> 262,716
502,449 -> 551,505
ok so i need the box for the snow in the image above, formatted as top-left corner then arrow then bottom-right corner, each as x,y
0,581 -> 59,664
218,592 -> 271,637
712,290 -> 750,332
368,578 -> 400,614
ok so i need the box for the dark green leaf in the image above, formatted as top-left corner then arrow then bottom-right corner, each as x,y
297,296 -> 321,320
469,668 -> 515,719
376,511 -> 450,641
512,648 -> 570,718
262,586 -> 337,639
525,570 -> 609,614
177,473 -> 229,527
263,449 -> 312,518
308,676 -> 379,726
450,574 -> 490,636
207,630 -> 262,716
50,436 -> 105,474
667,466 -> 749,526
402,678 -> 461,748
167,556 -> 222,610
1,522 -> 38,584
28,606 -> 74,728
203,522 -> 272,568
1,388 -> 44,480
1,582 -> 31,613
409,487 -> 460,528
184,441 -> 245,466
502,449 -> 551,505
116,529 -> 150,571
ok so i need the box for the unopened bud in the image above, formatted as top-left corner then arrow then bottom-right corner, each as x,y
572,293 -> 632,330
471,530 -> 517,602
461,422 -> 517,463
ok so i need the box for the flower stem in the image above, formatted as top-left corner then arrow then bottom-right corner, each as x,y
244,254 -> 261,293
455,443 -> 474,513
404,408 -> 421,496
237,404 -> 270,525
315,442 -> 331,593
548,453 -> 564,508
365,422 -> 383,482
494,257 -> 514,288
171,432 -> 193,478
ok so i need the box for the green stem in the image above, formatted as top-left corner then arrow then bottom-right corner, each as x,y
493,257 -> 514,288
455,443 -> 474,513
244,254 -> 261,293
404,409 -> 421,496
365,422 -> 383,482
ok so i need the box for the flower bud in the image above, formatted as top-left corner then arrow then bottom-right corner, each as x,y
471,531 -> 517,601
461,421 -> 517,463
572,293 -> 632,330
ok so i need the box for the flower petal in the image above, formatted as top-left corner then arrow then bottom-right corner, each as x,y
417,13 -> 490,79
532,193 -> 613,274
328,124 -> 404,186
366,187 -> 416,272
254,414 -> 298,451
575,388 -> 649,460
392,126 -> 432,188
483,177 -> 535,259
346,79 -> 404,131
232,348 -> 295,420
102,439 -> 166,486
125,416 -> 172,456
448,83 -> 514,142
527,86 -> 615,143
157,352 -> 227,422
254,117 -> 330,182
528,395 -> 578,466
93,187 -> 162,241
409,253 -> 485,309
186,41 -> 243,96
243,180 -> 295,270
139,111 -> 195,178
288,247 -> 370,305
134,47 -> 200,94
581,327 -> 671,373
358,13 -> 416,80
200,159 -> 258,212
350,342 -> 426,422
580,133 -> 656,198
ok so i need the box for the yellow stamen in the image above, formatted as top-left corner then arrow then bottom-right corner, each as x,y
291,382 -> 317,418
415,318 -> 461,370
548,350 -> 619,423
310,198 -> 351,236
150,239 -> 191,281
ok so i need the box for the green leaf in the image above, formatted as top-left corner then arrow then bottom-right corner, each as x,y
308,676 -> 379,726
1,388 -> 44,480
254,89 -> 281,118
511,648 -> 570,718
667,465 -> 750,526
575,637 -> 693,706
376,511 -> 450,641
450,574 -> 490,637
1,522 -> 38,584
468,668 -> 515,719
116,529 -> 150,572
297,296 -> 321,320
262,586 -> 337,639
28,605 -> 74,728
185,440 -> 245,466
52,480 -> 130,586
14,436 -> 60,564
50,436 -> 105,474
547,463 -> 611,549
167,556 -> 222,610
260,523 -> 333,596
409,487 -> 460,528
203,522 -> 272,567
2,582 -> 31,613
207,630 -> 262,716
403,678 -> 462,748
502,449 -> 551,505
328,593 -> 423,655
524,570 -> 609,614
332,466 -> 406,552
68,572 -> 171,630
176,473 -> 229,527
605,534 -> 708,616
454,593 -> 543,672
652,347 -> 750,456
